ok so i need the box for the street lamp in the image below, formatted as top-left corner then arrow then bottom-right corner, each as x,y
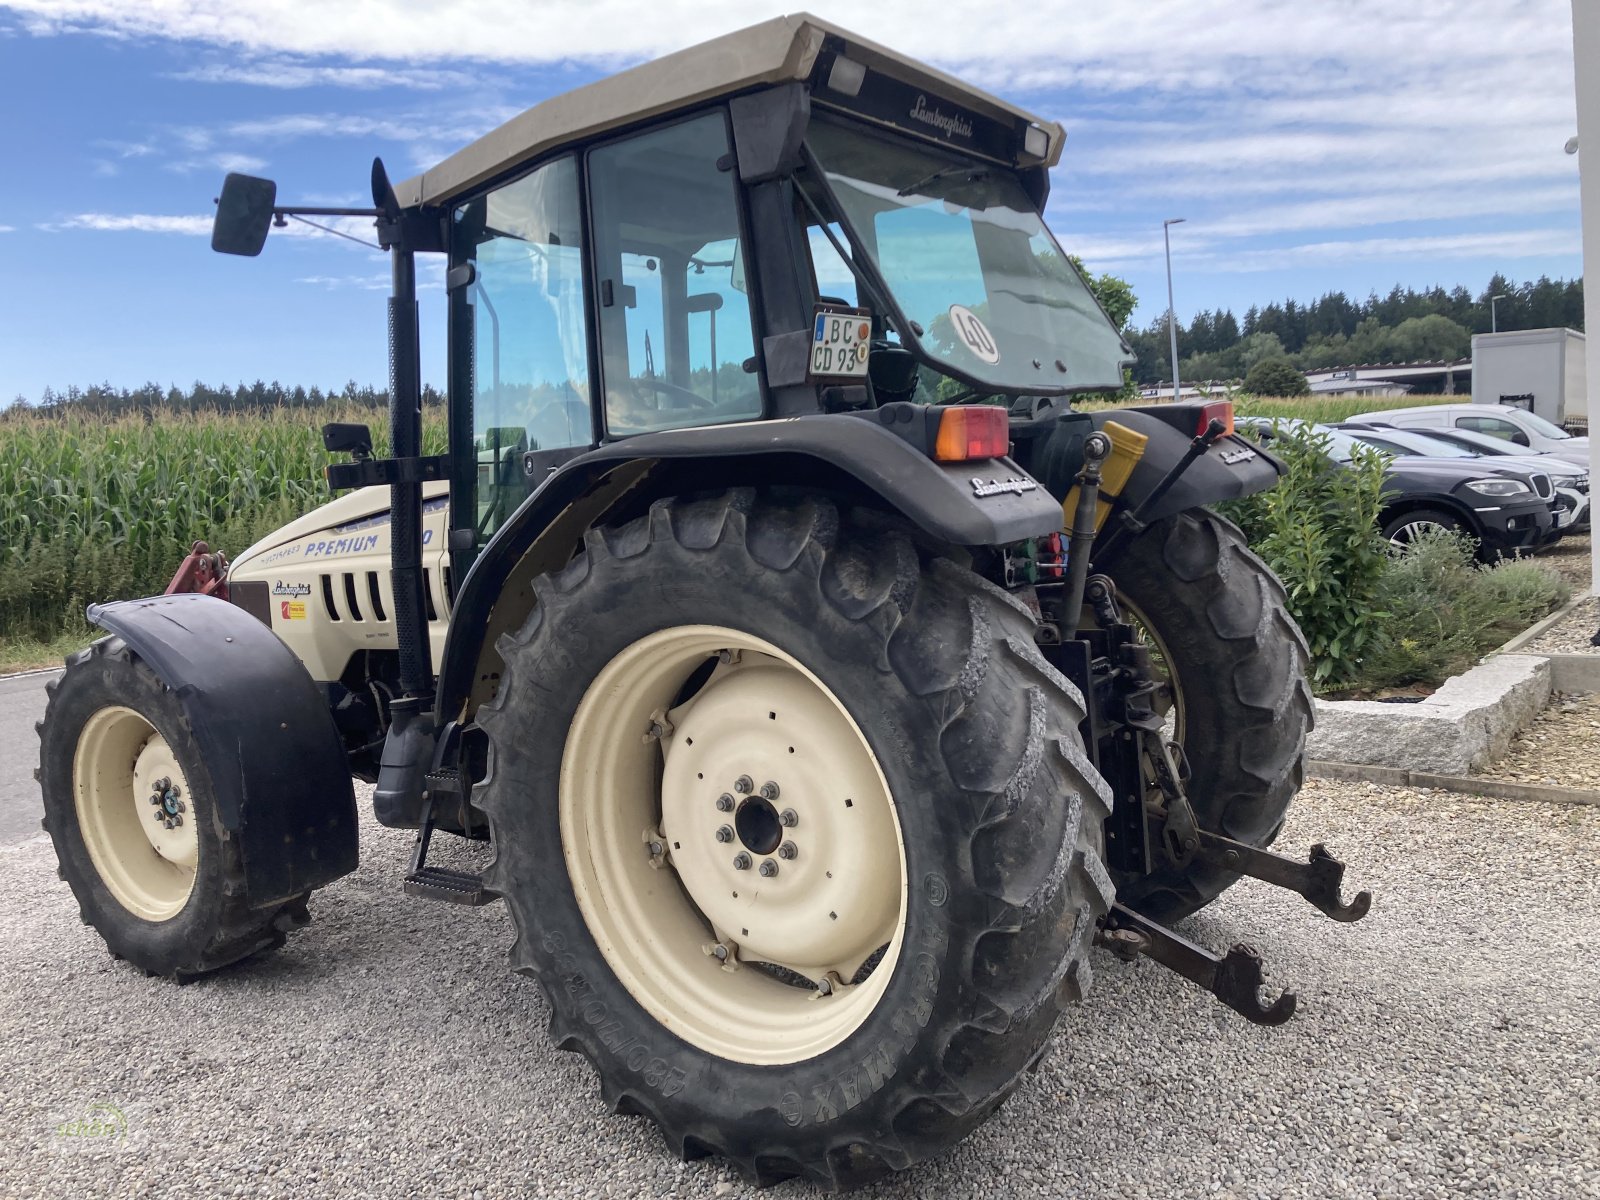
1163,218 -> 1186,402
1491,293 -> 1508,333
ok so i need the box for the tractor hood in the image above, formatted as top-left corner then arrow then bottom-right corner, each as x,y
230,481 -> 450,575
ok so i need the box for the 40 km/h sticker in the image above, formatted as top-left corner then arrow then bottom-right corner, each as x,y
810,307 -> 871,378
948,304 -> 1000,365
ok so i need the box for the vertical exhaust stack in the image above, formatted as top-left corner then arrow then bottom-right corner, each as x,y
371,157 -> 437,827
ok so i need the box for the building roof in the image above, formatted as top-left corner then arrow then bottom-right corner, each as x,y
395,13 -> 1064,210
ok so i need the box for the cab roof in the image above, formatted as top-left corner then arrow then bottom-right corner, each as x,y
394,13 -> 1064,210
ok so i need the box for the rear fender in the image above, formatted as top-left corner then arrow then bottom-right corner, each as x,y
435,414 -> 1064,723
87,593 -> 359,907
1018,406 -> 1285,525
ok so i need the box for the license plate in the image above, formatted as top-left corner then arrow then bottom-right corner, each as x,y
810,307 -> 871,379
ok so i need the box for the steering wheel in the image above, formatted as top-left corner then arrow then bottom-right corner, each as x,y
641,378 -> 716,411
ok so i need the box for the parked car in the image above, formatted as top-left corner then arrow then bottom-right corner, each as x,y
1336,422 -> 1589,534
1348,403 -> 1590,467
1237,417 -> 1555,556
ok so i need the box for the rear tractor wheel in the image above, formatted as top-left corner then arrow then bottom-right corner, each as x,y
36,638 -> 311,978
476,491 -> 1112,1188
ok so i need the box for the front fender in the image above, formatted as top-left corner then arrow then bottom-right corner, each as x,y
87,593 -> 358,907
436,414 -> 1062,722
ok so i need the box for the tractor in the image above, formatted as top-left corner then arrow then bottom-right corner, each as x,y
36,14 -> 1368,1189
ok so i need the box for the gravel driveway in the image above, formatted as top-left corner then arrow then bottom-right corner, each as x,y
3,779 -> 1597,1200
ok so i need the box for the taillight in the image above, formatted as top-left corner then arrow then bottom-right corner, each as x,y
934,406 -> 1009,462
1196,400 -> 1235,437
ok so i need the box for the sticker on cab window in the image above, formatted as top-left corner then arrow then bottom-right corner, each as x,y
948,304 -> 1000,365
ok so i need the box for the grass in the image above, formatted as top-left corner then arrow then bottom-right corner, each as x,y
0,403 -> 446,643
1078,392 -> 1448,425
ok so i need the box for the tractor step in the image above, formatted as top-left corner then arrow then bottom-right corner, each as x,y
403,794 -> 496,906
404,865 -> 493,906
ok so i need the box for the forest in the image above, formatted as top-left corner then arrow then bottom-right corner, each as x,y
1123,273 -> 1585,387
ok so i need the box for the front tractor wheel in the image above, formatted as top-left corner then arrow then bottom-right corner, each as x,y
477,492 -> 1111,1188
37,639 -> 312,978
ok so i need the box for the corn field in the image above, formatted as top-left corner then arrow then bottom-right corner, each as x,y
0,405 -> 446,642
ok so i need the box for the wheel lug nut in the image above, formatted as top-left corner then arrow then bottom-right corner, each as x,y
732,852 -> 752,871
716,794 -> 735,812
646,840 -> 664,858
759,781 -> 780,801
711,943 -> 729,961
759,859 -> 779,878
780,808 -> 798,827
148,794 -> 161,806
733,776 -> 753,795
778,841 -> 798,860
715,825 -> 734,843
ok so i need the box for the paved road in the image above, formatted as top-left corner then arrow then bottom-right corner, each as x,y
0,670 -> 55,846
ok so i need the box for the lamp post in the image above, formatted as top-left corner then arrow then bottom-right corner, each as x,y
1491,293 -> 1508,333
1163,218 -> 1186,402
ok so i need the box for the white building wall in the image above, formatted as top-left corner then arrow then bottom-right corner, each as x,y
1577,0 -> 1600,594
1563,332 -> 1587,419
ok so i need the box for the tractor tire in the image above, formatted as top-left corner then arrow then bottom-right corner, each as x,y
476,491 -> 1112,1189
36,637 -> 312,978
1107,509 -> 1313,924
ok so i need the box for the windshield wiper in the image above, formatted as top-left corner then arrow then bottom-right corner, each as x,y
896,165 -> 991,197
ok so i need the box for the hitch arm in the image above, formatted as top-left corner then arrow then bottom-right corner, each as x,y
1196,832 -> 1372,923
1098,903 -> 1297,1027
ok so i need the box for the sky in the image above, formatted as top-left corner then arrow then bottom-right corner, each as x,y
0,0 -> 1584,402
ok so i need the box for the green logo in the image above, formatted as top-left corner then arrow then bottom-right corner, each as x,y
54,1103 -> 127,1142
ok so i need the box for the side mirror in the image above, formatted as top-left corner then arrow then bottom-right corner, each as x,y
323,422 -> 373,460
212,173 -> 277,257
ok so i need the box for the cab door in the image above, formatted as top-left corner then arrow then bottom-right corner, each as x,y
447,153 -> 594,575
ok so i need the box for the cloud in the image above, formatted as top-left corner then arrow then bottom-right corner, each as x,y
35,212 -> 383,249
172,59 -> 486,90
0,225 -> 14,233
1182,229 -> 1582,274
164,151 -> 268,175
39,213 -> 214,234
295,273 -> 390,291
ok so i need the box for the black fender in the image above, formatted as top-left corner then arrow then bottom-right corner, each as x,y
1016,406 -> 1285,524
436,413 -> 1062,722
87,593 -> 359,907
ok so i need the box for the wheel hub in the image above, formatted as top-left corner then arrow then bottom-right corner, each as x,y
658,659 -> 901,981
72,706 -> 199,921
558,624 -> 907,1065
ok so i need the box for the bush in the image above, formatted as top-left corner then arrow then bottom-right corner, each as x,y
1242,357 -> 1310,397
1221,422 -> 1390,686
1348,530 -> 1569,691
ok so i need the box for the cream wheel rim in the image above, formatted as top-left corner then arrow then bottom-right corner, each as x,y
560,625 -> 907,1066
73,706 -> 199,921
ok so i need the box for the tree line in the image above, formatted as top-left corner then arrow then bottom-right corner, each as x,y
1123,274 -> 1584,387
6,380 -> 448,419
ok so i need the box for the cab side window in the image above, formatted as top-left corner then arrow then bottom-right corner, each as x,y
587,114 -> 762,436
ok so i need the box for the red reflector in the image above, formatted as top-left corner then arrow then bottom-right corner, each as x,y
1196,400 -> 1235,437
935,406 -> 1010,462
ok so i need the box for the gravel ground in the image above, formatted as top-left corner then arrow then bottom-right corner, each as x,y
1522,595 -> 1600,656
1474,691 -> 1600,790
3,780 -> 1598,1200
1533,532 -> 1592,595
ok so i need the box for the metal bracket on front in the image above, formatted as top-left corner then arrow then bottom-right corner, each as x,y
1194,832 -> 1372,923
1097,902 -> 1297,1027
